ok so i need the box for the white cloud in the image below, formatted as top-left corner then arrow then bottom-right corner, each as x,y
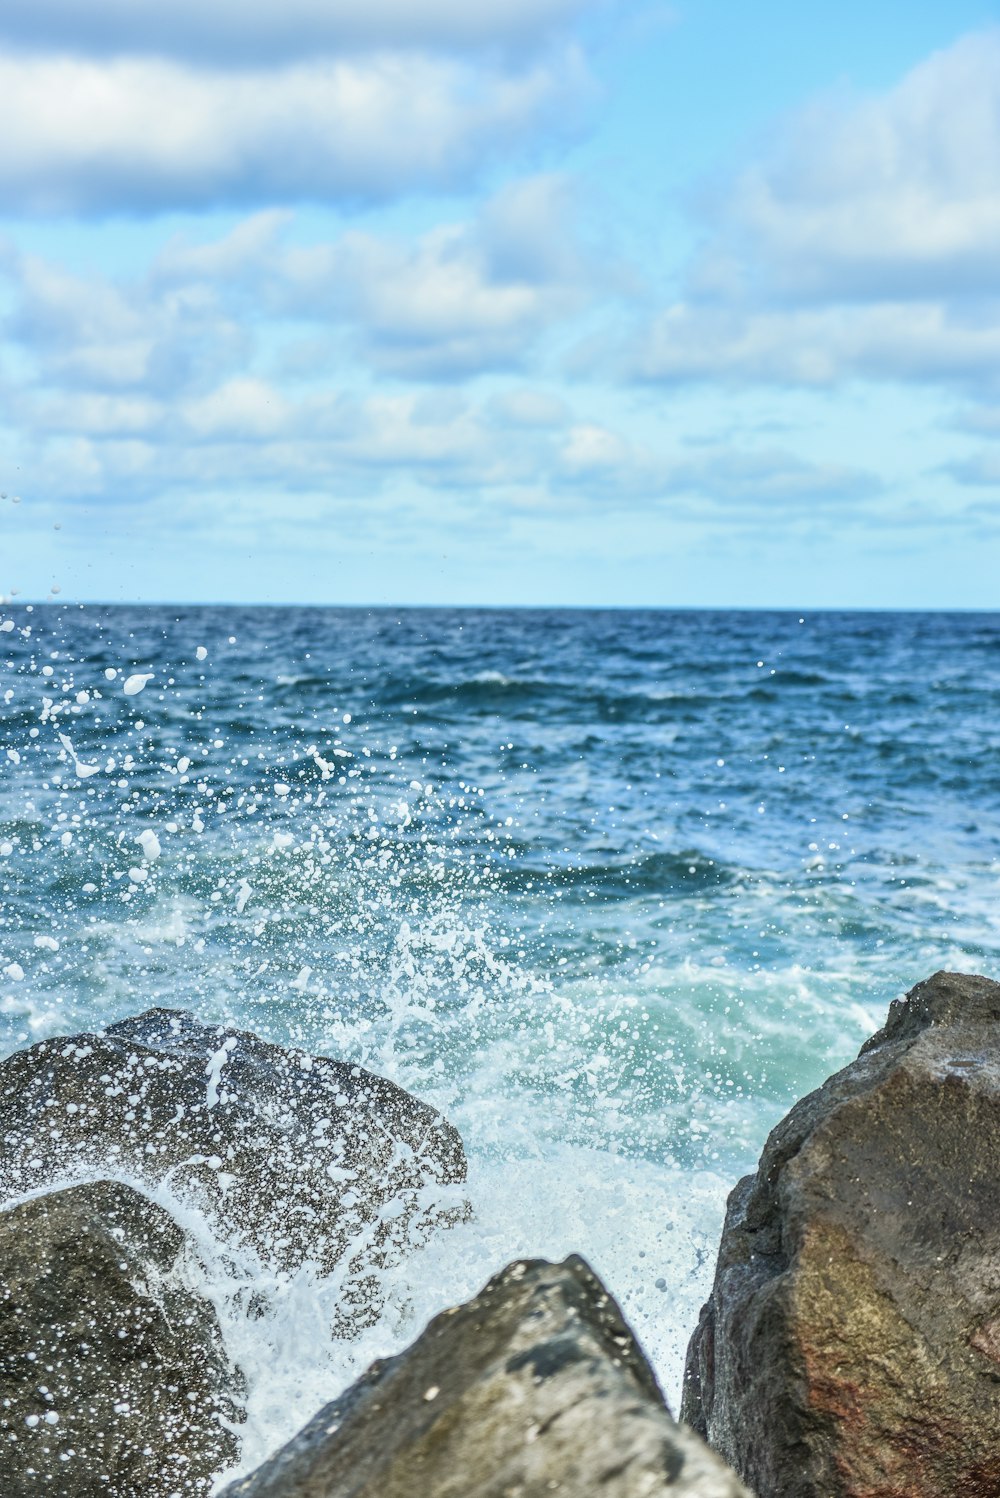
30,392 -> 163,438
635,301 -> 1000,391
551,425 -> 880,508
150,181 -> 595,378
488,388 -> 570,428
180,378 -> 293,441
8,381 -> 557,500
628,28 -> 1000,402
8,250 -> 249,390
0,0 -> 593,64
697,29 -> 1000,304
3,189 -> 593,398
0,49 -> 587,214
0,180 -> 895,537
663,447 -> 881,509
559,422 -> 634,475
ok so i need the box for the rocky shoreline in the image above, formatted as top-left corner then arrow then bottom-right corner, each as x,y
2,970 -> 998,1495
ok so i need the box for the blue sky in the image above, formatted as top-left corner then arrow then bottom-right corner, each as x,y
1,0 -> 999,606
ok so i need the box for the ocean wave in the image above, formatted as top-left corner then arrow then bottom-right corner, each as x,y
491,848 -> 740,897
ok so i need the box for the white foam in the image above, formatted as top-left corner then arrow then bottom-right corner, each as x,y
189,1143 -> 729,1490
136,828 -> 161,862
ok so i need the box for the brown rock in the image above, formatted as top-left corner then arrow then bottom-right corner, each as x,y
0,1008 -> 466,1328
682,969 -> 1000,1498
222,1256 -> 751,1497
0,1179 -> 243,1497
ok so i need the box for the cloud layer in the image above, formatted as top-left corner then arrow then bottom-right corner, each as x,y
0,50 -> 589,214
632,30 -> 1000,399
2,13 -> 997,602
0,0 -> 592,63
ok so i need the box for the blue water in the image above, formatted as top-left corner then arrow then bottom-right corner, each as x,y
2,604 -> 999,1462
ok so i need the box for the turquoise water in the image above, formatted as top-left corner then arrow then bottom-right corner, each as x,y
2,604 -> 998,1469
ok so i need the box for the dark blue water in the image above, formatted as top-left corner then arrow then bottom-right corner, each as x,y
2,605 -> 998,1435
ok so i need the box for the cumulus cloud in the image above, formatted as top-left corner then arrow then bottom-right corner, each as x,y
1,220 -> 885,519
295,178 -> 592,376
149,180 -> 596,379
10,373 -> 884,519
7,381 -> 559,502
0,0 -> 593,64
488,388 -> 571,428
627,28 -> 1000,405
0,49 -> 588,214
703,29 -> 1000,304
7,249 -> 249,391
635,302 -> 1000,391
2,185 -> 594,402
550,426 -> 880,509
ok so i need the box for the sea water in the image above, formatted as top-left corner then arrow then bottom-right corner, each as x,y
1,605 -> 998,1482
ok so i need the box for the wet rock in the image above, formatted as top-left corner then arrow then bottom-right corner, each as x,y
222,1255 -> 751,1497
683,969 -> 1000,1498
0,1008 -> 466,1326
0,1178 -> 242,1497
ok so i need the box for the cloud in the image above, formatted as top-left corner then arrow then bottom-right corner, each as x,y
3,187 -> 596,395
293,177 -> 593,377
944,450 -> 1000,488
634,302 -> 1000,391
625,28 -> 1000,403
0,0 -> 594,65
488,388 -> 570,428
6,382 -> 557,502
696,29 -> 1000,305
0,158 -> 914,548
662,447 -> 882,510
7,249 -> 250,391
148,180 -> 596,379
550,426 -> 881,509
0,49 -> 588,214
955,405 -> 1000,439
2,228 -> 885,522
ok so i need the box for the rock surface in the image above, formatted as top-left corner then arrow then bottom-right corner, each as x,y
683,969 -> 1000,1498
0,1007 -> 466,1324
0,1178 -> 242,1496
222,1254 -> 750,1498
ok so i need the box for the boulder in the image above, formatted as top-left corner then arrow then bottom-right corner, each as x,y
0,1178 -> 242,1496
682,969 -> 1000,1498
222,1255 -> 751,1497
0,1008 -> 466,1326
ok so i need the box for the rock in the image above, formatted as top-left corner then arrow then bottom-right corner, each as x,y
0,1178 -> 242,1496
0,1008 -> 466,1327
682,969 -> 1000,1498
221,1255 -> 751,1497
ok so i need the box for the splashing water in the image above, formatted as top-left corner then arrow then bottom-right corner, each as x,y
2,604 -> 1000,1481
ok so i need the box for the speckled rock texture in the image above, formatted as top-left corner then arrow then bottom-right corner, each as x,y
683,969 -> 1000,1498
0,1178 -> 242,1497
0,1007 -> 466,1326
222,1255 -> 751,1498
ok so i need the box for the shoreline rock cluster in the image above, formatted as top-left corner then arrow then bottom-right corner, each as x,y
1,971 -> 998,1495
682,969 -> 1000,1497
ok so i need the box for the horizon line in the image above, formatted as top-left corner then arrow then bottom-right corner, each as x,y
3,599 -> 1000,616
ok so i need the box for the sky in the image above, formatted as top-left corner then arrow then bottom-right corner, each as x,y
1,0 -> 999,607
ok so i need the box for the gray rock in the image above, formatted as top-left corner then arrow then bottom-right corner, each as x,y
683,969 -> 1000,1498
0,1178 -> 242,1497
0,1008 -> 466,1327
222,1255 -> 751,1497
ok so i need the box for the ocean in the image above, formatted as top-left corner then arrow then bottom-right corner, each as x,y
2,604 -> 998,1482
